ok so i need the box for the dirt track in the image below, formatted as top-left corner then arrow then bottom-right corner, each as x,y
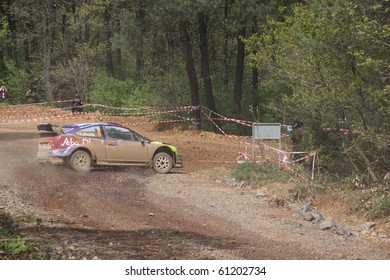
1,114 -> 390,259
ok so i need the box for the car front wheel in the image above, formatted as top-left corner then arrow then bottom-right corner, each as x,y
153,152 -> 173,174
70,150 -> 92,172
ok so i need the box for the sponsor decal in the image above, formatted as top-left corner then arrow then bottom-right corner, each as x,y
61,137 -> 90,147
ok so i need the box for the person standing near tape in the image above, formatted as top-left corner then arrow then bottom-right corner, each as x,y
290,120 -> 304,161
25,88 -> 38,103
71,93 -> 84,113
0,84 -> 8,102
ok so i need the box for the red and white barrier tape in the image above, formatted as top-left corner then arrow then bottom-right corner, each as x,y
201,107 -> 253,127
202,110 -> 229,137
236,140 -> 315,182
0,112 -> 90,124
0,109 -> 75,119
5,99 -> 74,108
0,125 -> 36,130
84,104 -> 198,112
98,107 -> 197,118
127,118 -> 196,127
322,127 -> 363,135
280,162 -> 311,183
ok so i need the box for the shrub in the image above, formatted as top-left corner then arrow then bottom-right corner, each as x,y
0,212 -> 13,235
0,237 -> 38,256
230,162 -> 294,183
370,196 -> 390,219
90,74 -> 148,108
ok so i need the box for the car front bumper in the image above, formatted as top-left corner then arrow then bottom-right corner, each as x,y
174,156 -> 183,168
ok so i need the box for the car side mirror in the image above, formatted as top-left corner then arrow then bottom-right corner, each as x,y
141,140 -> 145,146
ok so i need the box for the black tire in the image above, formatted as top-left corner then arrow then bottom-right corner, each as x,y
70,150 -> 91,172
153,152 -> 173,174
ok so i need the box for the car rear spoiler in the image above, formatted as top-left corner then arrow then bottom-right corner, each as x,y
37,123 -> 61,137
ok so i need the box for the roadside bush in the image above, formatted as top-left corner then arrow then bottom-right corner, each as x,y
353,183 -> 390,219
230,162 -> 294,184
370,196 -> 390,219
288,185 -> 312,202
0,60 -> 30,104
89,74 -> 149,108
0,237 -> 38,257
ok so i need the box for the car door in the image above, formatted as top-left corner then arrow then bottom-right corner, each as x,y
104,125 -> 149,163
73,125 -> 106,161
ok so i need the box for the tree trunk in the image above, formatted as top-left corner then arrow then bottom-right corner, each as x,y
198,12 -> 222,132
179,18 -> 201,129
251,17 -> 259,108
5,0 -> 16,64
43,2 -> 54,101
113,18 -> 122,78
80,0 -> 88,44
104,4 -> 114,77
232,24 -> 246,117
135,2 -> 146,81
222,0 -> 231,89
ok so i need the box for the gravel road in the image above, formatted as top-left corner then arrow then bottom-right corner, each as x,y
1,128 -> 389,260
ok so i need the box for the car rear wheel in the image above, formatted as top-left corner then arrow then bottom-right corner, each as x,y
153,152 -> 173,174
70,150 -> 91,172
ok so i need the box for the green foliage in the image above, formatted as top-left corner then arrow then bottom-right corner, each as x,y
230,162 -> 294,183
354,183 -> 390,219
19,213 -> 40,223
370,196 -> 390,219
1,212 -> 35,256
1,60 -> 30,104
0,16 -> 8,77
0,211 -> 51,259
1,15 -> 29,102
0,237 -> 37,256
0,16 -> 7,39
90,74 -> 148,107
142,64 -> 191,107
245,0 -> 389,181
1,0 -> 387,181
52,45 -> 104,101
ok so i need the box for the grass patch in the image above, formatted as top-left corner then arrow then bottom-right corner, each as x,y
19,213 -> 41,223
370,196 -> 390,219
0,211 -> 51,259
0,237 -> 38,256
230,162 -> 295,184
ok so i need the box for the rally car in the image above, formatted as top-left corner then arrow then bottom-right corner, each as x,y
36,122 -> 183,173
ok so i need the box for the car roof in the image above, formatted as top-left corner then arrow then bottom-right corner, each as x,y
59,122 -> 151,141
62,122 -> 124,133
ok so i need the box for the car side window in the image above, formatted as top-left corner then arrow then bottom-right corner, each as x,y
75,125 -> 103,138
105,126 -> 139,141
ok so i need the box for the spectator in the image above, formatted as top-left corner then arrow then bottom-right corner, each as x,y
290,120 -> 304,161
71,94 -> 84,113
0,84 -> 8,102
25,88 -> 38,103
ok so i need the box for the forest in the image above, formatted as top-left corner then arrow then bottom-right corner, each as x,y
0,0 -> 389,185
